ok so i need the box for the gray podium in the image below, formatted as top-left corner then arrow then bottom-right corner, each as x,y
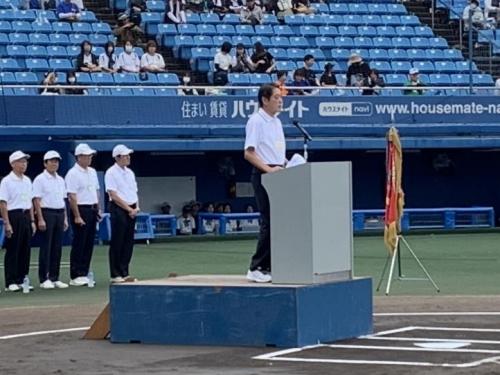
262,162 -> 353,284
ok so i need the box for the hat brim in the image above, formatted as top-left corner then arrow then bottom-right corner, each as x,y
76,150 -> 96,156
10,154 -> 30,163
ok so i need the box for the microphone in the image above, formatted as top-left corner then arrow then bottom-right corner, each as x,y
292,120 -> 313,142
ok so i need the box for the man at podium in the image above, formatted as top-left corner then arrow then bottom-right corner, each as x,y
244,84 -> 286,283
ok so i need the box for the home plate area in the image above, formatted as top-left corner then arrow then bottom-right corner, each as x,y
254,326 -> 500,368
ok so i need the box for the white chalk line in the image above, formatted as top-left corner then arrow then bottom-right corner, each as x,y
369,326 -> 417,337
327,344 -> 500,355
375,312 -> 500,317
365,336 -> 500,345
0,327 -> 90,340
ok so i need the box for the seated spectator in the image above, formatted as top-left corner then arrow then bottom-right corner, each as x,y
303,54 -> 319,87
289,68 -> 309,95
485,0 -> 500,22
215,203 -> 224,213
240,0 -> 263,25
320,62 -> 337,87
223,203 -> 238,232
346,53 -> 370,87
232,43 -> 254,73
275,70 -> 289,96
250,42 -> 275,73
64,71 -> 87,95
141,40 -> 166,72
114,13 -> 143,46
185,0 -> 204,12
242,204 -> 259,227
214,41 -> 233,85
202,203 -> 217,234
178,72 -> 200,95
165,0 -> 187,24
292,0 -> 314,14
463,0 -> 487,29
117,40 -> 141,73
39,71 -> 61,95
209,0 -> 235,13
161,202 -> 172,214
177,205 -> 196,235
128,0 -> 147,27
57,0 -> 80,21
76,40 -> 101,72
99,41 -> 118,73
404,68 -> 426,96
275,0 -> 293,20
362,69 -> 385,96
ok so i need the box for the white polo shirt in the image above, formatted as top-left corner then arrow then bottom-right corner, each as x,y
0,172 -> 33,210
65,164 -> 99,205
244,108 -> 286,165
140,53 -> 165,69
116,52 -> 140,72
104,163 -> 138,205
32,170 -> 66,209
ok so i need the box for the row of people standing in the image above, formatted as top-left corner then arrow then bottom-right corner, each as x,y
0,143 -> 140,292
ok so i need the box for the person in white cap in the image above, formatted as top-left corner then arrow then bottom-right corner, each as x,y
404,68 -> 426,96
33,151 -> 69,290
64,143 -> 101,286
104,144 -> 139,283
0,151 -> 36,292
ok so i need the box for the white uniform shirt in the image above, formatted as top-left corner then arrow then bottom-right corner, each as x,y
116,52 -> 140,72
65,164 -> 99,205
32,170 -> 66,209
83,53 -> 93,65
244,108 -> 286,165
98,53 -> 117,70
104,163 -> 138,205
0,172 -> 33,210
140,53 -> 165,69
214,51 -> 233,71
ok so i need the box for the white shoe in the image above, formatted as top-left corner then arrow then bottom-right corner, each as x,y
70,276 -> 89,286
40,280 -> 55,289
53,281 -> 69,289
246,270 -> 272,283
110,276 -> 125,283
6,284 -> 20,292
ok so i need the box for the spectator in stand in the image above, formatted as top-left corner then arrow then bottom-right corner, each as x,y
56,0 -> 80,21
76,40 -> 101,73
240,0 -> 263,25
178,72 -> 200,95
251,42 -> 275,74
114,13 -> 143,45
185,0 -> 204,12
320,62 -> 337,87
289,68 -> 309,95
404,68 -> 426,96
215,203 -> 224,213
160,202 -> 172,214
275,0 -> 293,20
346,53 -> 370,87
275,71 -> 288,96
463,0 -> 487,29
209,0 -> 232,13
240,203 -> 259,230
141,40 -> 166,72
485,0 -> 500,22
214,41 -> 233,85
303,54 -> 319,87
128,0 -> 147,27
223,203 -> 238,232
177,204 -> 196,235
117,41 -> 141,73
39,71 -> 62,95
362,69 -> 384,96
202,202 -> 217,234
165,0 -> 187,24
292,0 -> 314,14
232,43 -> 255,73
64,71 -> 87,95
99,41 -> 118,73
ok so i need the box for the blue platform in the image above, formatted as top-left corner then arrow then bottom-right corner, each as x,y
110,275 -> 372,347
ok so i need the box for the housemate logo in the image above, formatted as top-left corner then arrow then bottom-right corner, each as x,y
319,102 -> 373,117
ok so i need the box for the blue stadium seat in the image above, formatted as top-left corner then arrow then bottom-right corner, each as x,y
74,71 -> 91,84
45,45 -> 66,57
386,4 -> 407,14
0,71 -> 16,84
350,48 -> 369,61
289,36 -> 309,48
275,60 -> 296,72
287,48 -> 303,61
222,13 -> 239,24
132,87 -> 156,96
406,48 -> 426,60
381,15 -> 400,26
254,24 -> 273,36
429,37 -> 448,48
235,24 -> 254,36
369,48 -> 389,60
35,10 -> 56,22
400,15 -> 420,26
29,33 -> 50,45
368,4 -> 387,14
270,36 -> 290,48
232,35 -> 251,47
139,72 -> 158,85
392,37 -> 411,48
304,14 -> 324,25
52,22 -> 72,34
376,26 -> 396,37
88,34 -> 109,45
343,15 -> 363,25
0,20 -> 10,32
268,47 -> 287,60
370,61 -> 391,73
450,73 -> 468,85
186,13 -> 201,24
310,2 -> 328,13
455,61 -> 477,72
11,21 -> 31,33
79,11 -> 97,22
473,74 -> 494,86
386,73 -> 407,86
335,36 -> 354,48
262,14 -> 279,25
200,13 -> 220,24
146,0 -> 164,11
284,15 -> 304,26
442,49 -> 463,60
13,87 -> 37,95
425,49 -> 444,60
357,26 -> 377,37
274,25 -> 294,37
72,22 -> 92,34
65,45 -> 80,57
299,25 -> 318,37
8,32 -> 28,44
314,36 -> 333,49
372,37 -> 392,48
216,24 -> 236,35
414,26 -> 433,37
446,88 -> 467,96
250,36 -> 270,46
7,44 -> 27,57
395,26 -> 414,37
338,25 -> 357,37
319,26 -> 337,37
228,73 -> 250,86
349,3 -> 368,14
49,58 -> 73,71
26,58 -> 48,71
177,23 -> 197,35
110,88 -> 133,96
354,37 -> 373,48
194,35 -> 213,47
91,22 -> 111,35
212,35 -> 231,46
15,71 -> 38,83
250,73 -> 271,84
329,3 -> 348,13
388,49 -> 409,60
391,61 -> 412,73
413,61 -> 434,73
410,37 -> 429,48
434,60 -> 457,73
69,33 -> 86,45
13,10 -> 36,21
154,88 -> 176,96
157,72 -> 179,85
92,72 -> 114,84
50,33 -> 70,45
429,73 -> 451,85
331,48 -> 350,60
158,23 -> 177,46
113,73 -> 138,85
31,21 -> 52,33
305,48 -> 325,60
173,35 -> 194,59
362,15 -> 383,26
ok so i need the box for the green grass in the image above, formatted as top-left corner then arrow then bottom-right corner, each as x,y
1,232 -> 499,308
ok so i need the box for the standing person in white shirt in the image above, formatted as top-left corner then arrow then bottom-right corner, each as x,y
140,40 -> 166,73
117,40 -> 141,73
0,151 -> 36,292
104,145 -> 139,283
244,84 -> 285,283
33,151 -> 69,290
65,143 -> 101,286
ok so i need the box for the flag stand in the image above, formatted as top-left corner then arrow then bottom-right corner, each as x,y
376,234 -> 440,296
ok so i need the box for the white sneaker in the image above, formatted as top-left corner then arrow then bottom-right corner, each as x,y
40,280 -> 55,289
53,281 -> 69,289
6,284 -> 20,292
69,276 -> 89,286
110,276 -> 125,283
246,270 -> 272,283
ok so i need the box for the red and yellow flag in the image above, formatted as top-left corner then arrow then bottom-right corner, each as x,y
384,127 -> 404,255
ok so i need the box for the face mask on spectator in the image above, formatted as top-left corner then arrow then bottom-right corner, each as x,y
107,47 -> 114,53
68,77 -> 76,83
125,45 -> 133,53
183,77 -> 191,84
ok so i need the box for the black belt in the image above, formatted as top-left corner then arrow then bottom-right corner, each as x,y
267,164 -> 284,168
78,204 -> 97,208
8,209 -> 30,214
110,201 -> 137,209
42,208 -> 65,213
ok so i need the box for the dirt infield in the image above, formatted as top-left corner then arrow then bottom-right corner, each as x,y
1,296 -> 500,375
